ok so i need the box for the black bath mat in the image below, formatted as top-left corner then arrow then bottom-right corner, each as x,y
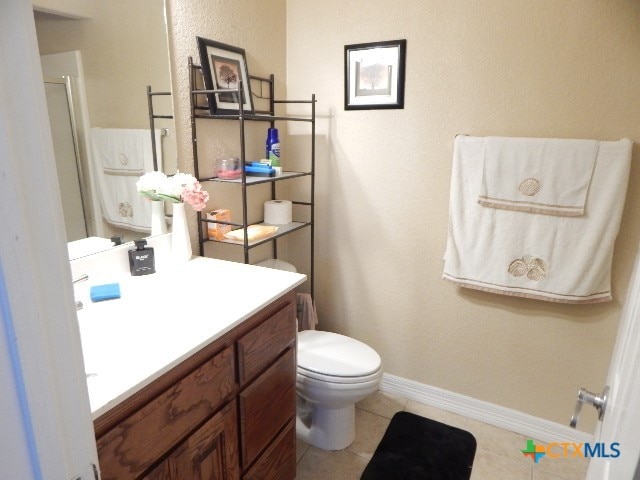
360,411 -> 477,480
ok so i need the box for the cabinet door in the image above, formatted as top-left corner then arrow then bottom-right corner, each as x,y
141,460 -> 171,480
168,402 -> 240,480
239,348 -> 296,469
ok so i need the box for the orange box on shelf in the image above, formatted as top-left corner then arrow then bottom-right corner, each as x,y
207,209 -> 232,240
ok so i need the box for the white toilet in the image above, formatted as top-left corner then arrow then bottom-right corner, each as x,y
296,330 -> 383,450
257,259 -> 383,450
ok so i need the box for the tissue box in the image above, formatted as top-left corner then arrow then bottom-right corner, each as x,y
207,209 -> 232,240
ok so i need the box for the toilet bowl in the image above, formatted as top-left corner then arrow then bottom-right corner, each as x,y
296,330 -> 382,450
255,259 -> 382,450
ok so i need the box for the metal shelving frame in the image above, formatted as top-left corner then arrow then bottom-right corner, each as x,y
188,57 -> 316,298
146,85 -> 173,172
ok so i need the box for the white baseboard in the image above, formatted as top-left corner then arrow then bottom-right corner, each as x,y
379,373 -> 593,444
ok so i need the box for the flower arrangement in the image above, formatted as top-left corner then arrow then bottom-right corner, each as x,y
137,171 -> 209,212
136,171 -> 167,201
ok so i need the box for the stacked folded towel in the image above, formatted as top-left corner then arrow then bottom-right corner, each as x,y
478,136 -> 599,216
92,128 -> 156,175
443,135 -> 632,304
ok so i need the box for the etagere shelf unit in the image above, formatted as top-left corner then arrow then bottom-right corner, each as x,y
188,57 -> 316,297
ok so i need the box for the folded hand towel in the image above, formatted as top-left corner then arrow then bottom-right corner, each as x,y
443,135 -> 632,304
91,128 -> 158,175
478,136 -> 599,216
224,225 -> 278,242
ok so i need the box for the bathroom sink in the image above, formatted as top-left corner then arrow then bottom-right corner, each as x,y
73,272 -> 235,415
72,256 -> 306,417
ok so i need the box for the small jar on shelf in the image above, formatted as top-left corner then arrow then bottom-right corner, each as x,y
216,157 -> 242,179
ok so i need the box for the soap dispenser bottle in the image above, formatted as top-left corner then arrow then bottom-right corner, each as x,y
128,239 -> 156,276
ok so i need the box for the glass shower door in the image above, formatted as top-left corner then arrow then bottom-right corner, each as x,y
44,78 -> 88,241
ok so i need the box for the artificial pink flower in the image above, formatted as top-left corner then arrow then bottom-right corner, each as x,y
181,181 -> 209,211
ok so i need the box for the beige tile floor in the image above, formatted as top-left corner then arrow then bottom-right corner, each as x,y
296,391 -> 589,480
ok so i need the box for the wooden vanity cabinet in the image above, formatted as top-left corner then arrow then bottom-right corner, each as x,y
94,291 -> 297,480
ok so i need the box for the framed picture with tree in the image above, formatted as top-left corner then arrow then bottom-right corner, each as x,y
196,37 -> 254,115
344,39 -> 406,110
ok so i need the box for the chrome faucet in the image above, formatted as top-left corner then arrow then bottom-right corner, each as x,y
73,273 -> 89,284
72,274 -> 88,310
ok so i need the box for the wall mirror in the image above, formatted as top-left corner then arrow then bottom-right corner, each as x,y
34,0 -> 177,259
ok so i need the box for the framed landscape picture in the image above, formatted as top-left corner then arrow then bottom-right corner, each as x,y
344,39 -> 406,110
196,37 -> 254,115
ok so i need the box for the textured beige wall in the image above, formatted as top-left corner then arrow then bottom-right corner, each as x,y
286,0 -> 640,431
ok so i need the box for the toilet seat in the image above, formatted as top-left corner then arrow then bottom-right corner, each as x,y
297,330 -> 382,384
297,367 -> 382,384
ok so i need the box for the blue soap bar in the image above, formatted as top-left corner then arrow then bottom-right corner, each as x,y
90,283 -> 121,302
245,165 -> 275,176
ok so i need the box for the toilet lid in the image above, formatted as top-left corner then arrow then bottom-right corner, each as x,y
297,330 -> 382,378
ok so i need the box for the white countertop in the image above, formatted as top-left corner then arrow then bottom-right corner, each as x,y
74,256 -> 306,419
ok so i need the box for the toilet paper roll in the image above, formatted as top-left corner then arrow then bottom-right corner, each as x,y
264,199 -> 292,225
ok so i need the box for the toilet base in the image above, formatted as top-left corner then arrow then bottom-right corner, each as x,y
296,396 -> 356,450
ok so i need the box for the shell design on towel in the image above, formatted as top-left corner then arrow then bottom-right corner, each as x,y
118,201 -> 133,218
508,256 -> 547,281
518,177 -> 541,196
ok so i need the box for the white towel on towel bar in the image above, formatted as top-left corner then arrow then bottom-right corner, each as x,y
90,128 -> 163,233
443,135 -> 632,304
478,136 -> 599,216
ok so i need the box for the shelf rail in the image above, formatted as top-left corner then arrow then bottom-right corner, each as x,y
147,85 -> 173,171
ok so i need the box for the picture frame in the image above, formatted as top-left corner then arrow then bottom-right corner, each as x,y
344,39 -> 406,110
196,36 -> 254,115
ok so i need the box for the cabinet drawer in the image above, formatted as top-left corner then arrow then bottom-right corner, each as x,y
239,348 -> 296,469
243,420 -> 295,480
97,346 -> 236,480
237,301 -> 296,385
